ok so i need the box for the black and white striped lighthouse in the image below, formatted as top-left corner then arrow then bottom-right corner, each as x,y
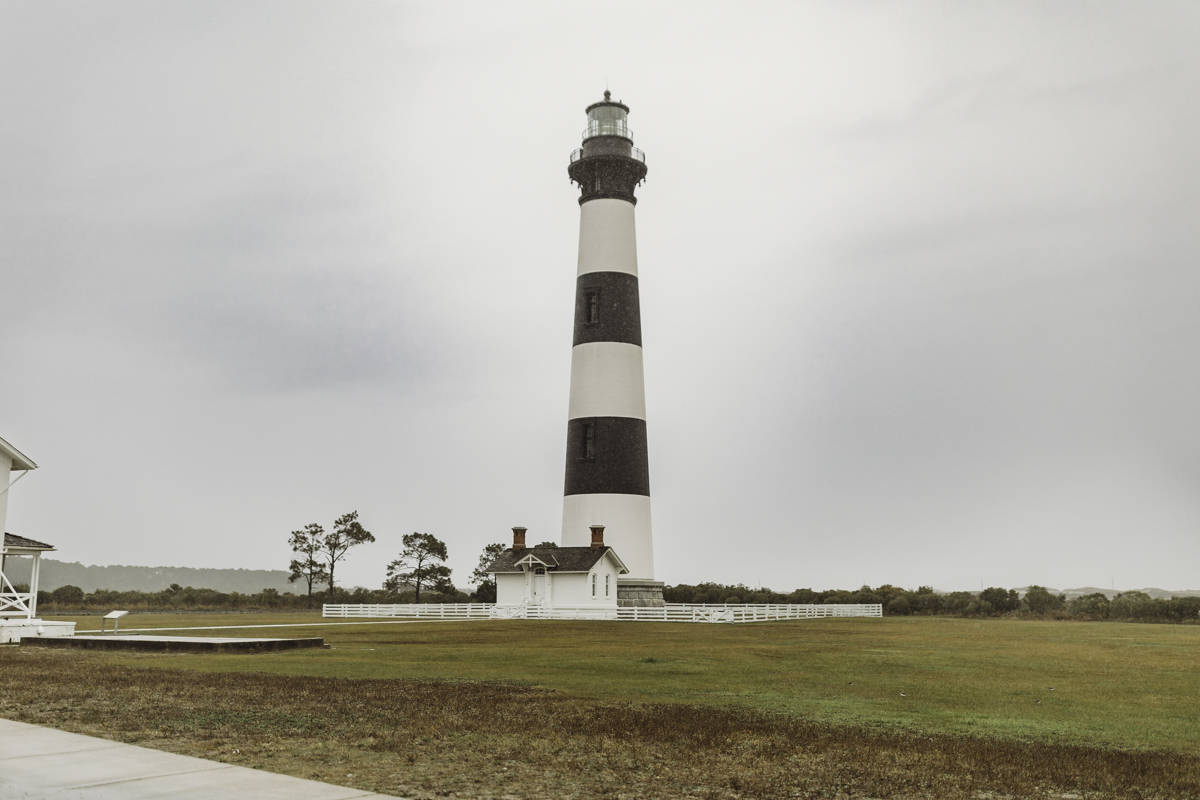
562,91 -> 662,605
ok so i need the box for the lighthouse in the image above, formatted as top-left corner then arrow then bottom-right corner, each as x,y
562,91 -> 662,607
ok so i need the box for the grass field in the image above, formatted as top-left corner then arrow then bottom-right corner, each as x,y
2,613 -> 1197,798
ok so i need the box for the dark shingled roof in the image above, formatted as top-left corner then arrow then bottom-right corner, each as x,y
4,532 -> 54,550
486,546 -> 626,574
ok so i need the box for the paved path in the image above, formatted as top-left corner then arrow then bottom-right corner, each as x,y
0,719 -> 402,799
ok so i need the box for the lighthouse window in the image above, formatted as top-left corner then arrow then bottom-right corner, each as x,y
581,421 -> 596,461
584,288 -> 600,325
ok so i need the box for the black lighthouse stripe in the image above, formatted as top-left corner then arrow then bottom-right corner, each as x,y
564,416 -> 650,496
573,271 -> 642,347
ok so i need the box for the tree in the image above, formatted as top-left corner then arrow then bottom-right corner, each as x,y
1023,585 -> 1063,615
942,591 -> 975,614
911,586 -> 941,615
534,541 -> 558,548
1110,591 -> 1155,620
872,584 -> 906,605
288,523 -> 330,607
470,542 -> 506,602
49,584 -> 84,605
1167,596 -> 1200,621
1067,592 -> 1110,620
980,587 -> 1020,614
853,586 -> 883,605
886,594 -> 913,615
322,511 -> 375,593
385,532 -> 453,602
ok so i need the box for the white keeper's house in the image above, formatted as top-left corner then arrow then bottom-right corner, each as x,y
487,525 -> 628,609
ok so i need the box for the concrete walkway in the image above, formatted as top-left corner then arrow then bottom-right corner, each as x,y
0,719 -> 402,799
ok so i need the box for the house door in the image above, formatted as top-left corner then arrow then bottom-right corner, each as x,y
531,568 -> 547,605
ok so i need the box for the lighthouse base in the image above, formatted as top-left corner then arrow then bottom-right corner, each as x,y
617,579 -> 664,608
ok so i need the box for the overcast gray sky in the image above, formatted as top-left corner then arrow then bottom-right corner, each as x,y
3,1 -> 1199,592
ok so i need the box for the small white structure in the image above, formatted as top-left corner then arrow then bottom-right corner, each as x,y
488,526 -> 627,609
0,435 -> 75,643
100,610 -> 129,633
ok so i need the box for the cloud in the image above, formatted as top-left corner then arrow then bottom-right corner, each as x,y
3,1 -> 1199,592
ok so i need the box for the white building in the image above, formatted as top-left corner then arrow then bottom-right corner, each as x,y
1,435 -> 75,643
0,435 -> 36,539
488,526 -> 628,609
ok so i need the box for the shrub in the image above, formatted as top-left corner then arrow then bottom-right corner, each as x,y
887,595 -> 913,615
942,591 -> 975,614
965,598 -> 993,616
1023,586 -> 1064,615
1166,596 -> 1200,621
1068,593 -> 1110,620
980,587 -> 1020,614
1110,591 -> 1155,620
911,586 -> 941,615
50,584 -> 85,605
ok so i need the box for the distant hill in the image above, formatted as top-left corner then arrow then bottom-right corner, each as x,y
3,559 -> 300,594
1026,586 -> 1200,600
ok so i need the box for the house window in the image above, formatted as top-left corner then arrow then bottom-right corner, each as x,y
535,567 -> 546,575
605,574 -> 610,597
581,421 -> 596,461
584,288 -> 600,325
591,574 -> 596,597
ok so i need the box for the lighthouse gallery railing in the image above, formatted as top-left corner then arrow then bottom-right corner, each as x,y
570,147 -> 645,165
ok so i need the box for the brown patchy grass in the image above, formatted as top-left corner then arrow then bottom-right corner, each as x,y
1,647 -> 1196,799
44,615 -> 1200,752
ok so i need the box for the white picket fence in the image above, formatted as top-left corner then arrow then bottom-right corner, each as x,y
321,602 -> 882,623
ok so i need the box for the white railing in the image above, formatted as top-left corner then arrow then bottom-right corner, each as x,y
322,602 -> 882,623
322,603 -> 496,620
0,592 -> 33,618
656,603 -> 881,622
569,146 -> 646,164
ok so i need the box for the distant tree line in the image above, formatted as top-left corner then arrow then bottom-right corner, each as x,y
29,579 -> 1200,622
663,583 -> 1200,623
29,582 -> 473,613
2,560 -> 298,594
29,513 -> 1199,625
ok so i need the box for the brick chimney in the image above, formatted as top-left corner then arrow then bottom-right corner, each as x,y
590,524 -> 605,549
512,526 -> 527,551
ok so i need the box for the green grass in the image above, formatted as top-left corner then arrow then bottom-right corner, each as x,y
9,613 -> 1196,798
46,613 -> 1200,753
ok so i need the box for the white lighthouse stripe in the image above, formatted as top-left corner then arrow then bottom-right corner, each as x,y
562,493 -> 654,580
567,341 -> 646,421
578,198 -> 638,277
